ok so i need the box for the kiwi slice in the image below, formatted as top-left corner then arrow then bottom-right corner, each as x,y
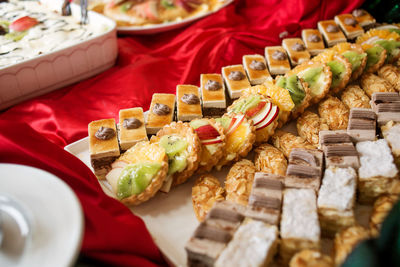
285,75 -> 305,106
215,117 -> 231,130
327,60 -> 345,89
375,40 -> 400,63
189,119 -> 209,129
365,46 -> 385,70
342,51 -> 366,71
159,135 -> 188,157
232,95 -> 260,113
276,76 -> 287,89
302,66 -> 323,84
168,154 -> 187,175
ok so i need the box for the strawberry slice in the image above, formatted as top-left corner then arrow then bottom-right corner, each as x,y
195,125 -> 220,140
246,101 -> 266,118
10,16 -> 39,32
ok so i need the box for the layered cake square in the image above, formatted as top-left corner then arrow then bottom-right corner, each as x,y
176,84 -> 202,121
282,38 -> 311,66
242,54 -> 272,85
371,92 -> 400,126
118,107 -> 148,151
200,74 -> 226,117
302,29 -> 325,56
318,20 -> 346,47
146,93 -> 175,134
347,108 -> 376,142
265,46 -> 291,75
334,14 -> 364,40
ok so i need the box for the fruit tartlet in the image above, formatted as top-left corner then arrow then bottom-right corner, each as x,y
296,111 -> 329,147
340,85 -> 371,109
288,61 -> 332,104
331,42 -> 367,81
228,93 -> 280,144
356,29 -> 400,64
151,121 -> 201,192
360,43 -> 387,73
192,174 -> 225,222
270,130 -> 315,158
312,49 -> 352,94
105,141 -> 168,205
215,113 -> 256,169
318,96 -> 350,130
189,118 -> 226,173
274,74 -> 312,119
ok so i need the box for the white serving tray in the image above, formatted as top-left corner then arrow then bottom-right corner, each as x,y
65,126 -> 373,267
0,0 -> 118,110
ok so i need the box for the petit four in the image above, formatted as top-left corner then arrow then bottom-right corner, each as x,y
289,61 -> 332,104
146,93 -> 176,135
190,118 -> 226,173
352,9 -> 376,29
361,73 -> 396,98
381,120 -> 400,167
274,74 -> 312,118
228,94 -> 279,144
270,130 -> 315,158
378,64 -> 400,91
254,144 -> 287,176
312,49 -> 352,94
341,85 -> 371,110
118,107 -> 148,151
89,118 -> 120,178
369,194 -> 399,237
215,113 -> 256,169
318,20 -> 346,47
222,64 -> 251,99
215,220 -> 278,267
280,188 -> 321,264
225,159 -> 256,206
265,46 -> 291,75
192,174 -> 225,222
319,130 -> 360,169
331,42 -> 367,81
282,38 -> 311,66
370,92 -> 400,125
289,250 -> 333,267
335,14 -> 364,40
176,85 -> 202,121
302,29 -> 325,56
105,141 -> 168,205
318,96 -> 349,130
285,148 -> 324,191
356,139 -> 399,203
245,172 -> 283,225
200,74 -> 226,117
151,122 -> 201,192
333,225 -> 371,266
242,54 -> 272,85
347,108 -> 376,142
317,166 -> 357,236
297,111 -> 329,147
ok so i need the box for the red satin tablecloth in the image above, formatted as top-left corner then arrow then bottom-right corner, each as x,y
0,0 -> 364,266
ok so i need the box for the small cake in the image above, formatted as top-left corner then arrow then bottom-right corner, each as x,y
280,188 -> 321,265
192,174 -> 225,222
88,118 -> 120,178
361,73 -> 396,98
341,85 -> 371,110
317,166 -> 357,237
215,220 -> 278,267
265,46 -> 291,75
200,73 -> 226,117
254,143 -> 288,176
302,29 -> 325,56
285,148 -> 324,191
221,64 -> 251,99
146,93 -> 176,135
270,130 -> 315,158
176,84 -> 202,121
370,92 -> 400,126
289,250 -> 333,267
347,108 -> 376,142
225,159 -> 256,206
356,139 -> 399,203
352,9 -> 376,29
118,107 -> 148,151
370,194 -> 399,237
318,20 -> 347,47
282,38 -> 311,66
381,120 -> 400,167
297,111 -> 329,147
318,96 -> 349,130
378,64 -> 400,92
245,172 -> 284,225
335,14 -> 364,40
242,54 -> 272,85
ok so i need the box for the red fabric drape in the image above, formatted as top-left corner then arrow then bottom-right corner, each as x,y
0,0 -> 363,266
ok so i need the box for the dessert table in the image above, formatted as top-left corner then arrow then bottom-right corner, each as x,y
3,0 -> 395,266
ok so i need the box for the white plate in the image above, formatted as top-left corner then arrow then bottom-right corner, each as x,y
64,136 -> 373,267
0,164 -> 84,267
116,0 -> 233,35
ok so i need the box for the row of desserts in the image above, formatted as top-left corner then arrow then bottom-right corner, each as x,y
188,94 -> 400,266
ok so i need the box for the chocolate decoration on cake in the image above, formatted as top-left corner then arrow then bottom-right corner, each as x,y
344,17 -> 357,26
352,9 -> 365,18
123,118 -> 142,129
249,60 -> 266,70
307,33 -> 321,43
326,24 -> 339,33
228,71 -> 245,81
95,126 -> 115,140
205,79 -> 222,91
292,42 -> 306,51
181,93 -> 200,105
153,103 -> 171,115
271,50 -> 287,60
